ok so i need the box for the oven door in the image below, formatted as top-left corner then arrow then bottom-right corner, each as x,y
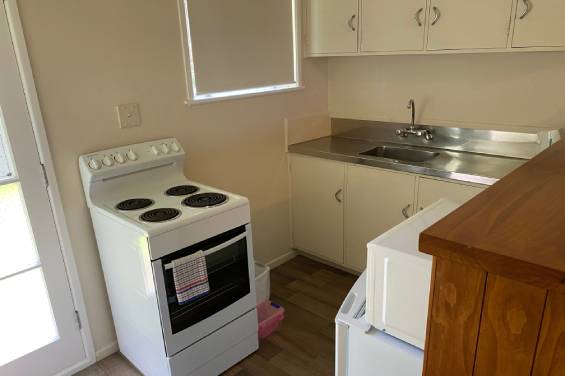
152,224 -> 257,356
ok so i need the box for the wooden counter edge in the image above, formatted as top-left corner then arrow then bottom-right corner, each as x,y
419,232 -> 565,293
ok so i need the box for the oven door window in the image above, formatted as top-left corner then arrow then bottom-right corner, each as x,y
160,226 -> 250,334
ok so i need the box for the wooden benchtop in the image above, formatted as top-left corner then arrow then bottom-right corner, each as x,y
420,139 -> 565,292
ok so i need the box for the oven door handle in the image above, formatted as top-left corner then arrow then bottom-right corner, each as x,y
163,232 -> 247,270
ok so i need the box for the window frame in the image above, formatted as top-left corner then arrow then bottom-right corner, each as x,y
178,0 -> 303,105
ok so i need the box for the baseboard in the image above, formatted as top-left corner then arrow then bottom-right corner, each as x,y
294,249 -> 361,276
265,250 -> 296,269
95,340 -> 119,361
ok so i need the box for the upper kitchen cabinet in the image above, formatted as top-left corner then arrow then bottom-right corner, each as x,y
306,0 -> 359,55
426,0 -> 514,50
512,0 -> 565,48
345,166 -> 416,271
290,155 -> 345,264
361,0 -> 428,52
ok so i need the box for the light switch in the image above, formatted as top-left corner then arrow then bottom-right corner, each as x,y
116,103 -> 141,129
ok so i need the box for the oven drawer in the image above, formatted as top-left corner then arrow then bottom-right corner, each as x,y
168,309 -> 258,376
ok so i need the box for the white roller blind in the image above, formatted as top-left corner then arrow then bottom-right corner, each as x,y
183,0 -> 299,101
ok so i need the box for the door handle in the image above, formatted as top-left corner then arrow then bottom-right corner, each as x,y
431,6 -> 441,26
519,0 -> 532,20
414,8 -> 424,27
335,189 -> 343,203
348,14 -> 357,31
402,204 -> 411,219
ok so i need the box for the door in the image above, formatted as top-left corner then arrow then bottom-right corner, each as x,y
417,177 -> 484,211
512,0 -> 565,47
427,0 -> 514,50
361,0 -> 428,52
344,165 -> 415,271
0,6 -> 86,376
290,154 -> 345,263
307,0 -> 359,55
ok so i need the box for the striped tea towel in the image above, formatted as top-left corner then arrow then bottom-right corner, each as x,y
172,251 -> 210,304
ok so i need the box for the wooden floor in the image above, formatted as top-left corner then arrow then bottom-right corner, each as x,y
77,256 -> 357,376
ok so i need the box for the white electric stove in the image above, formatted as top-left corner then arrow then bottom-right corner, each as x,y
79,138 -> 258,376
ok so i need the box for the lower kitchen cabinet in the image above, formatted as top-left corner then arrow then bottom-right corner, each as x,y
290,154 -> 345,263
289,154 -> 487,271
345,165 -> 416,271
417,177 -> 484,211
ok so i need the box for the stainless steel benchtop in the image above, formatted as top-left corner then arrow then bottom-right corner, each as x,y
287,121 -> 562,186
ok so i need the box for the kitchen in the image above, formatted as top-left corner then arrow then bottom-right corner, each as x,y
0,0 -> 564,375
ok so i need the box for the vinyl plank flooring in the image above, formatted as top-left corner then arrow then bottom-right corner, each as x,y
75,256 -> 355,376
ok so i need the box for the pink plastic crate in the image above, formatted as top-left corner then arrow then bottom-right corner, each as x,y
257,301 -> 284,339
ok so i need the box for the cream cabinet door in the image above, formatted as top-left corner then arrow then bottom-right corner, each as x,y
307,0 -> 359,55
361,0 -> 428,52
417,178 -> 484,211
344,165 -> 416,272
512,0 -> 565,47
290,155 -> 345,263
427,0 -> 513,50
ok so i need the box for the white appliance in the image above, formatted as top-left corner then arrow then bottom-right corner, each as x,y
366,199 -> 460,349
336,199 -> 460,375
335,272 -> 423,376
79,138 -> 258,376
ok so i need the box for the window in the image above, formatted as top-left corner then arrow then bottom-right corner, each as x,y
179,0 -> 301,103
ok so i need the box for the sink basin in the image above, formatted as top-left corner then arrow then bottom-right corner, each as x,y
359,146 -> 439,163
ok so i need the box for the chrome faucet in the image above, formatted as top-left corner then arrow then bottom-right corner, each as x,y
408,99 -> 416,130
395,99 -> 433,141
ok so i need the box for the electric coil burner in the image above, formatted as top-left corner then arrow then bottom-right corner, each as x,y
183,192 -> 228,208
116,198 -> 154,211
165,185 -> 199,196
140,208 -> 181,222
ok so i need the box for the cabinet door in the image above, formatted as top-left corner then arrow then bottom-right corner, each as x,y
417,178 -> 484,211
307,0 -> 359,55
345,165 -> 416,271
427,0 -> 513,50
361,0 -> 428,52
512,0 -> 565,47
290,155 -> 345,263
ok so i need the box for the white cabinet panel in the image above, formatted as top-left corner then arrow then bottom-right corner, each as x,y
427,0 -> 514,50
361,0 -> 428,52
417,177 -> 484,211
512,0 -> 565,48
290,155 -> 345,263
344,165 -> 415,271
307,0 -> 359,55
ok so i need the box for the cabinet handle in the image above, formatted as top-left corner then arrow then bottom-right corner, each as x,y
519,0 -> 532,20
414,8 -> 424,27
347,14 -> 357,31
402,204 -> 411,219
431,6 -> 441,26
335,189 -> 343,203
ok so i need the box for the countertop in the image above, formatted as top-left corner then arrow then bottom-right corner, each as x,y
288,136 -> 526,186
419,139 -> 565,292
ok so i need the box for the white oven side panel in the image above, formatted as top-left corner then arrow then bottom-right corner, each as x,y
153,224 -> 257,356
91,212 -> 170,375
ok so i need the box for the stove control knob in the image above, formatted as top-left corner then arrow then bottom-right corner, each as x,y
161,143 -> 170,154
114,152 -> 126,164
151,145 -> 161,156
102,155 -> 114,167
126,149 -> 138,161
88,158 -> 101,170
170,142 -> 180,152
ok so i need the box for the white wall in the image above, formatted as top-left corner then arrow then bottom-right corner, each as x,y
329,52 -> 565,131
17,0 -> 328,354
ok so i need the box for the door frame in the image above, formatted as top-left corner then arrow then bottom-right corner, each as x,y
3,1 -> 95,374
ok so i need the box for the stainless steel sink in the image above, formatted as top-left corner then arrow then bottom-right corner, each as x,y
359,145 -> 440,163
